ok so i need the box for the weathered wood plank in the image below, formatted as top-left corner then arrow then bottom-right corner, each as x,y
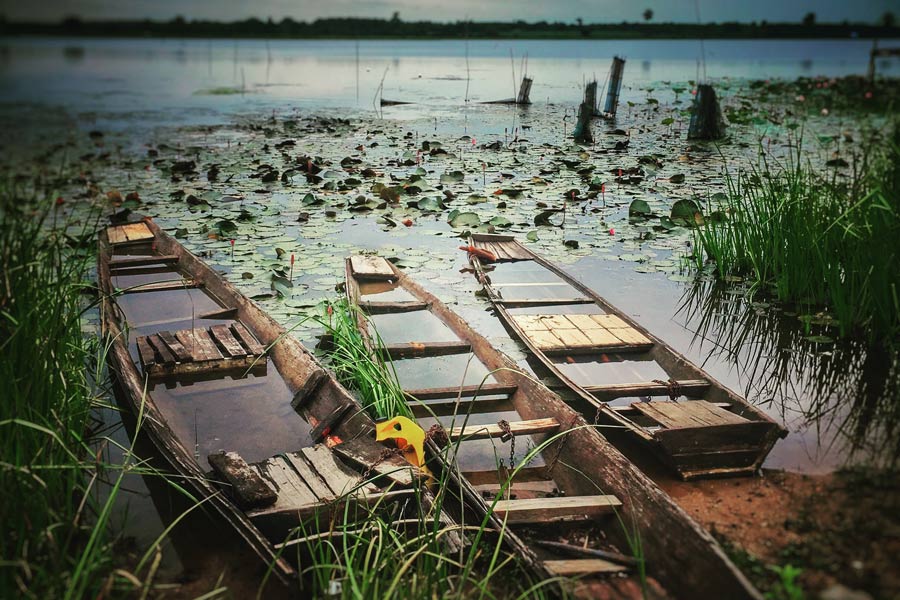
255,457 -> 320,511
332,437 -> 419,488
158,330 -> 193,362
654,421 -> 777,456
493,495 -> 621,524
403,383 -> 518,401
606,326 -> 653,347
309,403 -> 354,443
106,226 -> 126,245
362,301 -> 428,315
208,451 -> 277,509
145,334 -> 177,366
282,451 -> 335,500
585,379 -> 711,399
524,329 -> 567,351
449,418 -> 559,441
209,324 -> 248,358
290,369 -> 327,411
383,340 -> 471,359
633,400 -> 747,430
175,328 -> 223,362
492,282 -> 571,288
303,444 -> 380,497
496,298 -> 594,307
350,255 -> 395,280
590,314 -> 630,330
121,222 -> 154,242
462,465 -> 549,486
230,322 -> 266,355
551,327 -> 594,348
544,559 -> 628,576
136,337 -> 157,370
121,279 -> 200,294
109,254 -> 179,269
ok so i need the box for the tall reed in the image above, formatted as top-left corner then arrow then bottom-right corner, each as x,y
0,187 -> 113,596
692,128 -> 900,342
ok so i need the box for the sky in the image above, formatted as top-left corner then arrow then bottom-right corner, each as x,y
1,0 -> 896,24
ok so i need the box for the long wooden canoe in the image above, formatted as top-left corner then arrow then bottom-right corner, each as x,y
98,216 -> 436,586
345,254 -> 763,599
466,233 -> 787,480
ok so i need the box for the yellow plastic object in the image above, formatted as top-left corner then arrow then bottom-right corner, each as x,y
375,416 -> 427,470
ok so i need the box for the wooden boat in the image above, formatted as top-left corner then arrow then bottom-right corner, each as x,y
345,254 -> 763,599
98,216 -> 437,587
466,234 -> 787,480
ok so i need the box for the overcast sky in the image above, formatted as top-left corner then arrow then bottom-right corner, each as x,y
1,0 -> 896,24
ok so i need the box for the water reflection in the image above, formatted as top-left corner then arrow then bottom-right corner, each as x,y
678,279 -> 899,469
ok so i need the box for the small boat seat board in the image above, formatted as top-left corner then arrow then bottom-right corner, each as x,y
631,400 -> 749,430
349,255 -> 395,280
472,237 -> 531,262
136,322 -> 265,377
245,446 -> 382,519
512,314 -> 653,354
106,222 -> 154,245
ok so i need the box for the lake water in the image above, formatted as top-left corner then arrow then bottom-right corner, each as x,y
3,35 -> 896,582
1,37 -> 892,131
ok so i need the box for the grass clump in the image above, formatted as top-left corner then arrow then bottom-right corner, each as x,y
0,188 -> 113,596
320,299 -> 412,420
692,127 -> 900,342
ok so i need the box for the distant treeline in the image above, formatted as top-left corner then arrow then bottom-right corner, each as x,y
1,16 -> 899,40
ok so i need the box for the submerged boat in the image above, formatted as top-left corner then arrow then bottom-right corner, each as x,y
98,216 -> 434,587
465,234 -> 787,480
345,254 -> 763,599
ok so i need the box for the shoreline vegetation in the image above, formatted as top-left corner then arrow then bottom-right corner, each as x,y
1,16 -> 899,41
691,126 -> 900,344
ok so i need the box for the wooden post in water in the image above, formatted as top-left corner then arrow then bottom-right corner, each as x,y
573,100 -> 594,144
688,84 -> 726,140
584,80 -> 598,116
517,77 -> 533,105
603,56 -> 626,117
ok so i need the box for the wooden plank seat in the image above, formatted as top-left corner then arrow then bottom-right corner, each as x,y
109,254 -> 179,269
584,379 -> 710,400
246,446 -> 383,520
472,237 -> 532,262
493,495 -> 622,524
361,300 -> 428,315
382,340 -> 472,359
544,559 -> 628,576
106,222 -> 154,245
120,278 -> 202,294
449,417 -> 560,441
349,255 -> 395,280
631,400 -> 749,430
496,298 -> 594,308
136,322 -> 266,377
512,313 -> 653,355
403,383 -> 518,401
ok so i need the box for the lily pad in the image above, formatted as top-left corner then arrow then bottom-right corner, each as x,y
670,199 -> 704,227
628,199 -> 652,218
447,211 -> 481,228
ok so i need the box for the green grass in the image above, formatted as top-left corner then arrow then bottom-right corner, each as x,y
0,187 -> 200,598
313,299 -> 560,599
692,126 -> 900,342
320,299 -> 413,420
0,186 -> 116,596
